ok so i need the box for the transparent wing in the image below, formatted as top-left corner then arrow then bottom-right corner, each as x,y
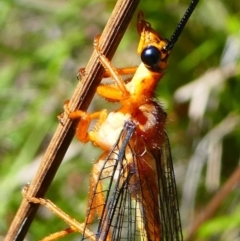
156,132 -> 183,241
82,122 -> 182,241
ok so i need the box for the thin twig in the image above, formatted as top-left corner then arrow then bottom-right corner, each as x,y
185,166 -> 240,241
5,1 -> 140,240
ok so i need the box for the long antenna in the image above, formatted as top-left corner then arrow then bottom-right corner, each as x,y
164,0 -> 199,51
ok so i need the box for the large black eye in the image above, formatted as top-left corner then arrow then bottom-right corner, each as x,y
141,46 -> 161,69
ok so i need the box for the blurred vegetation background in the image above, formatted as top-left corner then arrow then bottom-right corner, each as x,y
1,0 -> 240,240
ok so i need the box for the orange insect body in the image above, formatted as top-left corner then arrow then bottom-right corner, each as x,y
75,12 -> 169,151
64,11 -> 180,241
22,0 -> 200,238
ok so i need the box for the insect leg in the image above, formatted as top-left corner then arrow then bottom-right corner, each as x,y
78,66 -> 137,80
77,64 -> 137,101
93,36 -> 130,99
63,100 -> 107,144
22,185 -> 96,241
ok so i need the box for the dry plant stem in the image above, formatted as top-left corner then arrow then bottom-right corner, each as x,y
5,0 -> 140,240
185,166 -> 240,241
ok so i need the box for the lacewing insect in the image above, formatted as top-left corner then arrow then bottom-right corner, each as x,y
23,0 -> 199,240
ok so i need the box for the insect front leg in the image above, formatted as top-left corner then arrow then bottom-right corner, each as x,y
78,66 -> 137,81
90,36 -> 136,101
77,36 -> 141,102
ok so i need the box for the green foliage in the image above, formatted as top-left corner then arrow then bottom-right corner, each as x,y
1,0 -> 240,240
198,204 -> 240,240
